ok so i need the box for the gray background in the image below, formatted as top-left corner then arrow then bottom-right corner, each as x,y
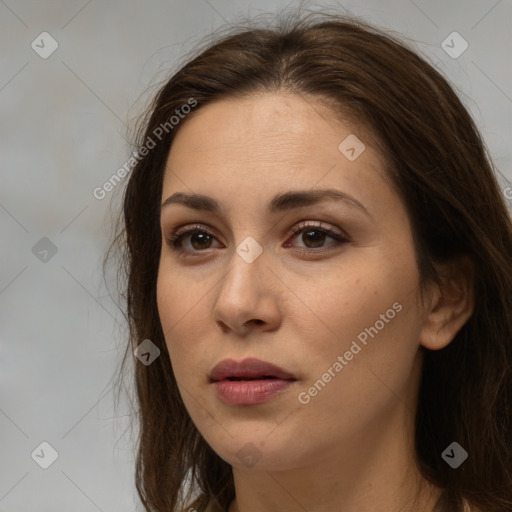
1,1 -> 511,511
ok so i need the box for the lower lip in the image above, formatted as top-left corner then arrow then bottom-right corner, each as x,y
213,379 -> 295,405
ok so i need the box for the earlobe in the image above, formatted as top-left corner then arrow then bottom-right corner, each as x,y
419,256 -> 475,351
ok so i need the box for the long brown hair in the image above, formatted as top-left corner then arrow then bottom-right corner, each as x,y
106,8 -> 512,512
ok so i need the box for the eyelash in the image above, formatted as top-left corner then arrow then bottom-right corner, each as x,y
165,221 -> 349,255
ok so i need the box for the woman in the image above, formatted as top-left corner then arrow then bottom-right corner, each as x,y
108,9 -> 512,512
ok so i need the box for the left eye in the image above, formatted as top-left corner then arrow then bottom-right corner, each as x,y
165,222 -> 348,253
285,222 -> 349,250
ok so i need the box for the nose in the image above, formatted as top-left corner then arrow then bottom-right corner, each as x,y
212,247 -> 281,336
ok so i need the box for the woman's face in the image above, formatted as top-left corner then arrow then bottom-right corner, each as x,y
157,91 -> 429,471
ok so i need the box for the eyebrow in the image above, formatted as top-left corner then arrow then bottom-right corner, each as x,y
161,189 -> 371,217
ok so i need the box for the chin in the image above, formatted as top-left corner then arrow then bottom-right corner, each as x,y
200,427 -> 308,472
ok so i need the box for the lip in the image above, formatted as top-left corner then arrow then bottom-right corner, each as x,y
210,358 -> 297,406
210,357 -> 296,382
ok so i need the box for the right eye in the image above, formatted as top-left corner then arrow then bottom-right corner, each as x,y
165,224 -> 222,253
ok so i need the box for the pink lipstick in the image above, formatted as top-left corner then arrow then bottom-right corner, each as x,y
210,357 -> 297,405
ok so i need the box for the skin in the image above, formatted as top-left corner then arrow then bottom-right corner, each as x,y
156,91 -> 474,512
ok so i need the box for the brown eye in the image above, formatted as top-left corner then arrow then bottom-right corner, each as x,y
167,228 -> 219,251
298,229 -> 328,248
285,222 -> 349,250
185,231 -> 214,250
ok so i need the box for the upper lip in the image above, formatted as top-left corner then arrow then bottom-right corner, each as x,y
210,357 -> 296,382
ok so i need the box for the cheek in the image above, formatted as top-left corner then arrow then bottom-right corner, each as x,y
300,251 -> 417,342
156,271 -> 189,364
294,246 -> 422,387
157,255 -> 198,330
156,263 -> 214,386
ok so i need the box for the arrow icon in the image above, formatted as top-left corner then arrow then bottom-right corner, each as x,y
441,32 -> 468,59
338,134 -> 365,161
31,441 -> 59,468
32,237 -> 58,262
237,442 -> 262,467
31,32 -> 59,59
441,441 -> 468,468
135,339 -> 160,365
236,236 -> 262,263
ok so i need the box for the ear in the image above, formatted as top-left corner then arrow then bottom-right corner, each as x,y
419,255 -> 475,351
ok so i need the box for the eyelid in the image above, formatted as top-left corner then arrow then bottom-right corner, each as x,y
171,223 -> 212,238
287,220 -> 347,240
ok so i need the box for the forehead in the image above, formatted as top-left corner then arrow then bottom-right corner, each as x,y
162,91 -> 388,204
